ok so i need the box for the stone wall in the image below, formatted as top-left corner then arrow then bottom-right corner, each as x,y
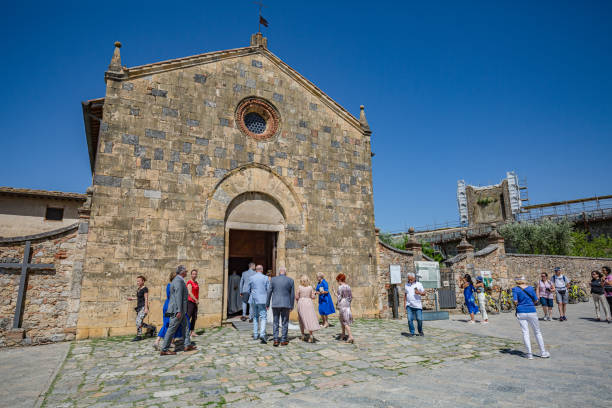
505,254 -> 611,285
445,230 -> 611,307
376,237 -> 440,318
0,221 -> 88,347
78,39 -> 377,338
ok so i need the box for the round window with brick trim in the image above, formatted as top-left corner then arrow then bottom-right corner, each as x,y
235,97 -> 280,140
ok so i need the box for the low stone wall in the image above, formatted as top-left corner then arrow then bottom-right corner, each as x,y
0,207 -> 89,347
445,231 -> 611,308
506,254 -> 611,285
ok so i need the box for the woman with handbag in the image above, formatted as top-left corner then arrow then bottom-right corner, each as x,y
512,276 -> 550,360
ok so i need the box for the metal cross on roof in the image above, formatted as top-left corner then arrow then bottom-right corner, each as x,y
0,240 -> 55,329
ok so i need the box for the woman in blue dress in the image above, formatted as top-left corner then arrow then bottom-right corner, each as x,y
461,274 -> 479,324
154,271 -> 184,350
315,272 -> 336,327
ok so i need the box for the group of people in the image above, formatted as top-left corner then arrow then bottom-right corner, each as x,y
128,266 -> 201,355
455,265 -> 612,360
240,262 -> 355,345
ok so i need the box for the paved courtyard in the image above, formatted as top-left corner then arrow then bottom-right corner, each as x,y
3,301 -> 608,407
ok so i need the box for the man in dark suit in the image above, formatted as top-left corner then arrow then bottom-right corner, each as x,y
160,265 -> 197,355
266,266 -> 295,346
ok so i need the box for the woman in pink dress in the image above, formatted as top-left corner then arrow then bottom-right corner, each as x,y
296,275 -> 320,342
334,273 -> 354,343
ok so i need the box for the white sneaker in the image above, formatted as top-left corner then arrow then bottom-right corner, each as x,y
541,351 -> 550,358
481,321 -> 489,325
526,353 -> 533,360
468,320 -> 475,324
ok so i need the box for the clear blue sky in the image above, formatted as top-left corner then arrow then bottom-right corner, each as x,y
1,1 -> 610,232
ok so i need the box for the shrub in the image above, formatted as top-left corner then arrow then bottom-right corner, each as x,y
499,220 -> 573,255
570,231 -> 612,258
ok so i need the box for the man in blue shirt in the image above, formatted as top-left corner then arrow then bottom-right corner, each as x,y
248,265 -> 270,343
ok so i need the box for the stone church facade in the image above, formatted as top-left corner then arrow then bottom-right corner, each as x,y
77,33 -> 377,338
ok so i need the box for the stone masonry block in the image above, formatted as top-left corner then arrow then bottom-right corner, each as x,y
194,73 -> 207,84
195,137 -> 209,146
144,190 -> 162,199
183,142 -> 192,154
162,107 -> 178,117
214,147 -> 226,158
187,119 -> 200,127
134,145 -> 146,157
199,154 -> 211,166
122,134 -> 139,145
154,148 -> 164,160
151,89 -> 167,97
145,129 -> 166,139
93,175 -> 122,187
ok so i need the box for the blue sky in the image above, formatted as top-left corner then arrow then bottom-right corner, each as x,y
1,1 -> 610,232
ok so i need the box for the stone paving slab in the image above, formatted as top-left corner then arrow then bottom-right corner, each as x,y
40,319 -> 518,407
0,341 -> 70,408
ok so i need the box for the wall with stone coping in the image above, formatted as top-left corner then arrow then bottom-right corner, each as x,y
78,44 -> 377,338
446,234 -> 610,308
0,223 -> 88,347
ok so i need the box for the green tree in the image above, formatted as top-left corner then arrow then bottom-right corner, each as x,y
570,231 -> 612,258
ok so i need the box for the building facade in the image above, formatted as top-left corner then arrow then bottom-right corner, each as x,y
0,187 -> 85,238
77,33 -> 377,338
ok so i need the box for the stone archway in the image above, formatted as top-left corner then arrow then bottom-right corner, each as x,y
204,163 -> 305,320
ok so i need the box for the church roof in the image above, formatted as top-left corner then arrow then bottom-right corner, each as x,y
0,186 -> 86,201
83,36 -> 368,172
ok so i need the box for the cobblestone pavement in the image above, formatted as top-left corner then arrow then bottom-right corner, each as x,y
38,301 -> 610,407
240,301 -> 611,408
41,319 -> 518,407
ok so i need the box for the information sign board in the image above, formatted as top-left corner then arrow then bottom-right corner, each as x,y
415,261 -> 440,289
389,264 -> 402,284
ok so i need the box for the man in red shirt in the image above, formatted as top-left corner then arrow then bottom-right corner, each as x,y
186,269 -> 199,339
